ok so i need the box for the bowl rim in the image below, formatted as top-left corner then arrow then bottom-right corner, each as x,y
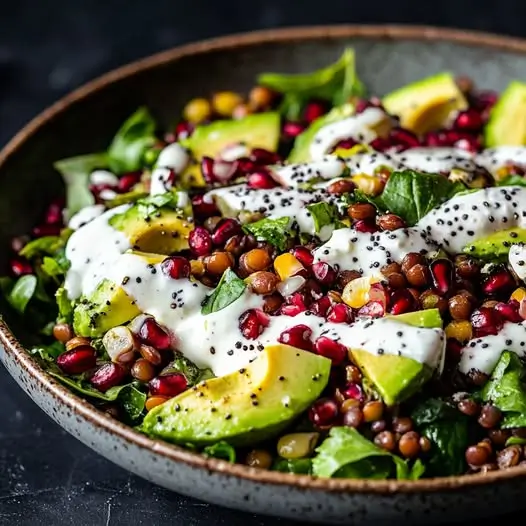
2,23 -> 526,494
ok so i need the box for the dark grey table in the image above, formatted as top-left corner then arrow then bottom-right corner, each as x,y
2,1 -> 526,524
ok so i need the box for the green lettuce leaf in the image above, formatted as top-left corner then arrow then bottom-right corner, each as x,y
306,202 -> 341,233
202,441 -> 236,463
20,236 -> 63,259
272,458 -> 313,475
201,269 -> 246,315
7,275 -> 37,314
243,216 -> 294,252
497,175 -> 526,187
161,353 -> 214,386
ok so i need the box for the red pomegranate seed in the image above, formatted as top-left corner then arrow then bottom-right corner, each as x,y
305,278 -> 323,300
471,307 -> 504,338
342,382 -> 364,401
247,171 -> 276,189
287,291 -> 311,310
331,138 -> 358,152
494,301 -> 522,323
429,259 -> 454,296
454,135 -> 481,153
314,336 -> 347,365
175,121 -> 194,141
212,218 -> 241,246
358,300 -> 385,318
149,373 -> 188,397
161,256 -> 190,279
454,109 -> 483,131
304,100 -> 327,123
191,195 -> 219,219
283,121 -> 306,139
311,262 -> 336,286
32,224 -> 61,237
239,309 -> 269,339
389,127 -> 420,149
90,363 -> 128,392
311,296 -> 332,317
118,171 -> 142,193
249,148 -> 282,165
236,157 -> 257,174
446,338 -> 463,361
45,200 -> 63,225
290,246 -> 314,267
482,268 -> 515,296
354,218 -> 378,233
369,137 -> 393,152
355,99 -> 374,113
472,91 -> 498,112
389,289 -> 416,315
278,324 -> 313,351
189,226 -> 213,256
423,131 -> 449,147
280,304 -> 303,317
201,156 -> 217,184
56,347 -> 96,375
309,398 -> 339,426
10,258 -> 32,277
326,303 -> 353,324
138,318 -> 171,350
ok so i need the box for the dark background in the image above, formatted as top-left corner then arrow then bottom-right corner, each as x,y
1,1 -> 525,524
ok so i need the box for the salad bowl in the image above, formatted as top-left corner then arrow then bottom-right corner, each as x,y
3,25 -> 526,524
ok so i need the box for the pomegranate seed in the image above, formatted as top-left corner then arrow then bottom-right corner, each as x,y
249,148 -> 282,165
520,299 -> 526,320
189,226 -> 213,256
309,398 -> 339,426
305,278 -> 323,300
311,296 -> 332,317
424,131 -> 449,147
331,138 -> 358,152
118,171 -> 142,193
472,91 -> 498,112
211,218 -> 241,246
239,309 -> 269,339
304,100 -> 327,123
454,109 -> 483,131
278,324 -> 313,351
369,137 -> 393,152
175,121 -> 194,141
446,338 -> 463,361
389,288 -> 416,315
56,347 -> 96,375
354,218 -> 378,233
369,282 -> 388,309
191,195 -> 219,219
138,318 -> 171,350
149,373 -> 188,397
236,158 -> 258,174
389,127 -> 420,149
247,171 -> 276,189
283,121 -> 306,139
287,291 -> 311,310
355,99 -> 374,113
311,262 -> 336,286
358,300 -> 385,318
429,259 -> 454,296
494,302 -> 522,323
314,336 -> 347,365
45,200 -> 63,225
454,135 -> 481,153
90,363 -> 128,392
201,156 -> 217,184
32,224 -> 61,237
342,382 -> 364,401
280,304 -> 303,317
290,246 -> 314,267
327,303 -> 353,324
10,258 -> 32,277
471,307 -> 504,338
482,268 -> 515,296
161,256 -> 190,279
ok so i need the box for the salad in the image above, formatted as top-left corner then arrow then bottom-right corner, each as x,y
5,48 -> 526,480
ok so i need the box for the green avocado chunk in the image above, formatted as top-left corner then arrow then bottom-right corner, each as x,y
351,310 -> 442,406
485,81 -> 526,147
382,72 -> 467,135
463,227 -> 526,260
141,344 -> 331,446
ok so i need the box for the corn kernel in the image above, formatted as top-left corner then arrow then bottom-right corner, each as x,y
273,253 -> 304,281
511,287 -> 526,303
445,320 -> 473,343
351,174 -> 384,196
212,91 -> 243,118
342,276 -> 381,309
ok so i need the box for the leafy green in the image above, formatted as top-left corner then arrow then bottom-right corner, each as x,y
135,191 -> 183,218
342,188 -> 382,210
201,269 -> 246,315
41,254 -> 70,280
162,353 -> 214,386
258,49 -> 365,121
107,107 -> 157,173
202,441 -> 236,463
497,175 -> 526,187
480,351 -> 526,428
55,287 -> 74,323
506,436 -> 526,446
306,202 -> 341,233
106,189 -> 149,208
54,152 -> 108,220
20,236 -> 63,259
311,427 -> 423,480
272,458 -> 312,475
30,341 -> 65,362
243,216 -> 294,252
411,398 -> 470,476
6,275 -> 37,314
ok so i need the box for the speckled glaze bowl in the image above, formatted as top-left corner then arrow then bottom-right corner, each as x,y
3,25 -> 526,525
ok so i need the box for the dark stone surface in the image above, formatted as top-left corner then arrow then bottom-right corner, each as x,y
2,1 -> 526,524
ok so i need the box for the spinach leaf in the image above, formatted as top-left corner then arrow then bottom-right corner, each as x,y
497,175 -> 526,187
272,458 -> 313,475
30,341 -> 65,362
243,216 -> 294,252
161,353 -> 214,387
54,152 -> 108,220
7,275 -> 37,314
201,269 -> 246,315
20,236 -> 63,259
55,287 -> 74,323
258,49 -> 365,121
411,398 -> 469,476
506,436 -> 526,446
480,351 -> 526,428
41,254 -> 70,280
342,188 -> 384,210
202,441 -> 236,463
311,427 -> 422,480
378,170 -> 467,226
107,107 -> 157,173
306,202 -> 340,233
135,191 -> 182,217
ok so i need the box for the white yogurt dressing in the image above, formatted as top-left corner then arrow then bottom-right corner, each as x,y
509,244 -> 526,281
270,156 -> 346,188
89,170 -> 119,187
150,143 -> 190,195
68,204 -> 105,230
475,146 -> 526,176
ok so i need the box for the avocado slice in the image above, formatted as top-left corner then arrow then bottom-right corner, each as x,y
463,227 -> 526,260
141,344 -> 331,446
382,73 -> 467,135
485,81 -> 526,147
350,310 -> 442,406
288,103 -> 355,162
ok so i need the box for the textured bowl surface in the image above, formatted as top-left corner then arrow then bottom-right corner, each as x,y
3,25 -> 526,525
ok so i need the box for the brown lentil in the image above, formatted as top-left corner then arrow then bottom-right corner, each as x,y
371,419 -> 387,434
345,364 -> 362,384
407,288 -> 421,302
343,407 -> 363,428
401,252 -> 426,274
262,294 -> 283,313
65,336 -> 91,352
455,255 -> 480,279
381,262 -> 402,276
478,404 -> 502,429
145,395 -> 170,412
465,445 -> 491,466
387,272 -> 407,289
204,251 -> 235,276
347,203 -> 376,220
248,86 -> 274,109
340,398 -> 361,413
488,428 -> 510,446
405,264 -> 430,288
53,323 -> 73,343
448,294 -> 474,320
419,290 -> 448,314
139,344 -> 162,366
398,431 -> 421,458
327,179 -> 356,195
362,401 -> 384,423
457,398 -> 480,417
419,436 -> 432,453
512,428 -> 526,438
247,271 -> 279,295
131,359 -> 156,382
392,417 -> 413,434
497,445 -> 522,469
245,449 -> 273,469
481,300 -> 499,309
337,270 -> 362,290
240,248 -> 271,273
374,431 -> 396,452
327,290 -> 343,303
190,259 -> 205,277
277,433 -> 319,459
377,213 -> 406,231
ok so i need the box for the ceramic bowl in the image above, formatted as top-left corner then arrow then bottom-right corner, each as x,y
2,25 -> 526,525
